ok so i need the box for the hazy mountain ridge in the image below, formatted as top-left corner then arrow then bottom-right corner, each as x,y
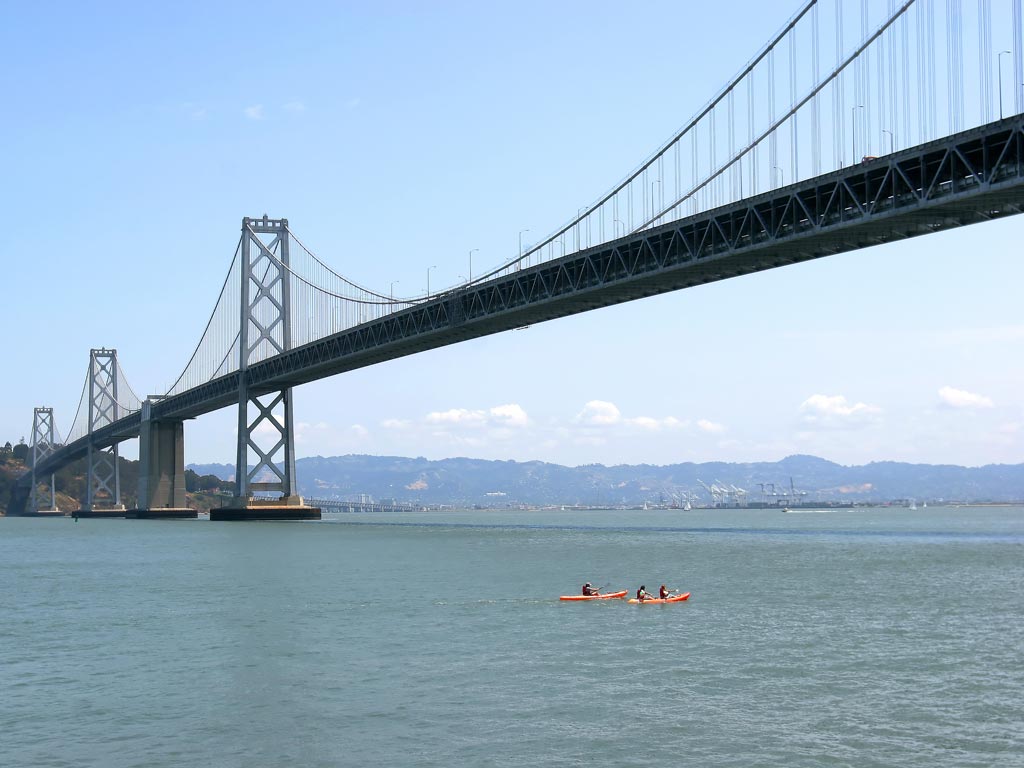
187,454 -> 1024,506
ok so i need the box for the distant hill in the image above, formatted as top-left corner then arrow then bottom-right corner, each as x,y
187,454 -> 1024,506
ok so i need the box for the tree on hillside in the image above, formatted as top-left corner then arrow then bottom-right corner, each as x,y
12,441 -> 29,463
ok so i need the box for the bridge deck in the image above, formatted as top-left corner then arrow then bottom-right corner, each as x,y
27,116 -> 1024,482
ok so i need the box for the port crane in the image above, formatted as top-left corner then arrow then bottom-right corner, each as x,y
697,479 -> 724,506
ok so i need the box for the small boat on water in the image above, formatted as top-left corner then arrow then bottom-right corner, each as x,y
627,591 -> 691,604
559,590 -> 627,601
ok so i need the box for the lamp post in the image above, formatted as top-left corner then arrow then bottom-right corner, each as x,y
851,105 -> 864,164
998,50 -> 1011,119
389,280 -> 399,301
426,265 -> 436,296
651,180 -> 661,222
577,206 -> 589,250
614,218 -> 627,237
773,166 -> 784,188
468,249 -> 479,282
881,128 -> 894,154
518,229 -> 529,270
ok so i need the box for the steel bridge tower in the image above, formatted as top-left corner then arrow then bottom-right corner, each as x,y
29,407 -> 62,515
212,216 -> 319,520
76,348 -> 126,515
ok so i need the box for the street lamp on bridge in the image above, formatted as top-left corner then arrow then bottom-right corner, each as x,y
518,229 -> 529,270
390,280 -> 399,302
882,128 -> 894,154
426,265 -> 436,296
468,248 -> 479,282
851,105 -> 865,165
998,50 -> 1011,119
576,207 -> 589,250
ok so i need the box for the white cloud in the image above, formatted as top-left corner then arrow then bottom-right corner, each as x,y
253,419 -> 284,437
696,418 -> 725,434
350,424 -> 369,439
489,403 -> 528,427
629,416 -> 661,430
938,386 -> 994,409
244,105 -> 265,120
626,415 -> 687,431
424,403 -> 529,431
577,400 -> 621,426
426,408 -> 488,427
799,394 -> 881,428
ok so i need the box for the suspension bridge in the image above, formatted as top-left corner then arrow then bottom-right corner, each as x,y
11,0 -> 1024,519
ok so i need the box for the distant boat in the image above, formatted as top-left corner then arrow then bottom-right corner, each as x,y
909,500 -> 918,510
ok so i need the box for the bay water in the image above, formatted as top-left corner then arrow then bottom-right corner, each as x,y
2,506 -> 1022,767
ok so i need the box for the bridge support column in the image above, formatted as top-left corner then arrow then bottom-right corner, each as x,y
212,216 -> 319,521
28,407 -> 63,517
75,348 -> 126,518
127,400 -> 196,519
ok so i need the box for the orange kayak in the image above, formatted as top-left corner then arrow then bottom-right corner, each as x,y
627,592 -> 691,604
559,590 -> 628,601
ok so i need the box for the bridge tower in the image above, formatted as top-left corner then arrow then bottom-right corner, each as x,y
28,407 -> 62,516
76,348 -> 127,517
212,216 -> 319,520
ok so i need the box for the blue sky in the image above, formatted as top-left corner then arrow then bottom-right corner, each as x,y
2,1 -> 1022,468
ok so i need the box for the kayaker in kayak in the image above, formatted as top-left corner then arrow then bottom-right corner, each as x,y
636,585 -> 650,602
659,585 -> 672,599
582,582 -> 600,596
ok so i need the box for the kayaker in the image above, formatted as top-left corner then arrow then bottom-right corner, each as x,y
659,585 -> 671,599
582,582 -> 600,596
636,585 -> 650,602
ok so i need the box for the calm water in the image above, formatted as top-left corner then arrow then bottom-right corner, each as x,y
2,506 -> 1022,767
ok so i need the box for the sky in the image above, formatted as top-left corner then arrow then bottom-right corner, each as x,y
1,1 -> 1022,470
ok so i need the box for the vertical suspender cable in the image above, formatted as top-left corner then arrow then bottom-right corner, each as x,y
1014,0 -> 1023,113
790,28 -> 799,182
812,2 -> 821,175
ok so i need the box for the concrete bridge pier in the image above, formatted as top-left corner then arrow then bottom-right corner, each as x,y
127,400 -> 197,519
